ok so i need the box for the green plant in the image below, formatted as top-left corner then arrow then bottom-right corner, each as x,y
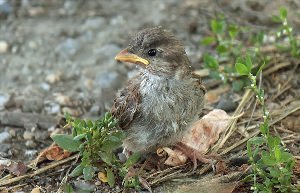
51,112 -> 142,190
201,16 -> 255,91
273,7 -> 300,57
235,56 -> 296,193
52,113 -> 122,182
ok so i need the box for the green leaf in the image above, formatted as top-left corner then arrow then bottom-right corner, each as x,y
125,152 -> 141,168
211,19 -> 225,35
83,165 -> 95,181
106,167 -> 115,187
249,137 -> 265,146
228,24 -> 239,39
86,120 -> 94,128
261,152 -> 276,166
216,44 -> 228,54
260,124 -> 267,135
63,183 -> 74,193
272,15 -> 282,23
279,7 -> 287,19
101,137 -> 123,152
280,152 -> 293,162
245,54 -> 252,71
274,145 -> 281,161
73,133 -> 86,141
70,164 -> 84,177
203,54 -> 219,70
51,134 -> 80,152
232,80 -> 244,91
201,36 -> 216,45
235,63 -> 249,75
256,60 -> 266,76
99,151 -> 113,165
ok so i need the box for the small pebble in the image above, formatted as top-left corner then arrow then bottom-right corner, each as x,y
0,131 -> 10,143
0,143 -> 11,153
25,140 -> 36,148
25,150 -> 38,157
0,41 -> 9,53
23,131 -> 35,140
46,73 -> 62,84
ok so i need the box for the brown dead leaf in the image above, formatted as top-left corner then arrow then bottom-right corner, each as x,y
45,145 -> 71,161
36,144 -> 71,163
0,159 -> 28,176
160,109 -> 230,166
98,171 -> 108,183
159,147 -> 188,166
182,109 -> 230,153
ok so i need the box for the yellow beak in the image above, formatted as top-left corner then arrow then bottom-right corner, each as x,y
115,49 -> 149,66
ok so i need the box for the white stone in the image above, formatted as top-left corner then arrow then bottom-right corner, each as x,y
0,41 -> 9,53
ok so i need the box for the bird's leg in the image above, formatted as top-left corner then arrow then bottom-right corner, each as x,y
175,142 -> 220,171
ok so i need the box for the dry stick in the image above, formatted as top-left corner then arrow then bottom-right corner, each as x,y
56,154 -> 80,193
149,170 -> 184,185
220,130 -> 260,156
263,61 -> 291,76
212,89 -> 253,152
0,154 -> 78,187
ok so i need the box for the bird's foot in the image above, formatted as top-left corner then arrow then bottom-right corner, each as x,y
175,142 -> 221,171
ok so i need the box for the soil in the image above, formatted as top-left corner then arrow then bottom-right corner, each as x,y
0,0 -> 299,192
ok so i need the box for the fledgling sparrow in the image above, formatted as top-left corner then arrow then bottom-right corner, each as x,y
111,27 -> 206,155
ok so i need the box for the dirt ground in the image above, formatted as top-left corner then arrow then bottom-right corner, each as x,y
0,0 -> 299,192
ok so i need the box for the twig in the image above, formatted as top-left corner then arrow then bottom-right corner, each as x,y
0,154 -> 78,187
212,89 -> 253,152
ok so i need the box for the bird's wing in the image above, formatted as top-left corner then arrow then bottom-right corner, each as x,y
111,76 -> 141,129
192,72 -> 206,94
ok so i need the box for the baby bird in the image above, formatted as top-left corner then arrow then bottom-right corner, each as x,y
111,27 -> 206,155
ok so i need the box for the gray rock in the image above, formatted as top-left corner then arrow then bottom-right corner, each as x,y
25,140 -> 36,148
25,150 -> 38,157
44,102 -> 61,115
0,93 -> 10,110
23,131 -> 35,140
74,181 -> 95,192
0,131 -> 10,143
0,0 -> 12,15
0,143 -> 11,153
22,97 -> 44,113
216,93 -> 238,112
64,0 -> 80,15
40,82 -> 51,91
35,130 -> 49,140
56,38 -> 80,59
89,105 -> 100,116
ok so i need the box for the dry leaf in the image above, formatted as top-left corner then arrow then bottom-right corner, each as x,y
0,159 -> 28,176
160,109 -> 230,166
181,109 -> 230,153
159,147 -> 188,166
36,144 -> 71,163
45,145 -> 71,161
98,171 -> 108,183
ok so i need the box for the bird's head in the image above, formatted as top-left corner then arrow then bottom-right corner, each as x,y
115,27 -> 190,76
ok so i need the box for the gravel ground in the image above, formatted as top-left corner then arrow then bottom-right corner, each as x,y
0,0 -> 299,192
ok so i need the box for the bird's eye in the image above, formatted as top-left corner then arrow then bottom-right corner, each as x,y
147,49 -> 157,56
